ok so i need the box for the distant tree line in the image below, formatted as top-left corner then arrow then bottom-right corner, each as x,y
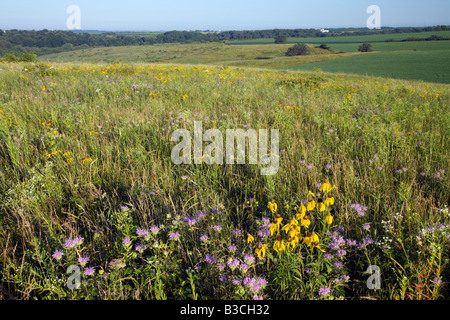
0,25 -> 448,56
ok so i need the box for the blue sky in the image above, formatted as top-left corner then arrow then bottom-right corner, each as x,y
0,0 -> 449,31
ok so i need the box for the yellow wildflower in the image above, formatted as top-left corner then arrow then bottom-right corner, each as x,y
281,217 -> 298,234
81,157 -> 93,164
269,219 -> 279,236
317,199 -> 326,212
300,215 -> 311,228
324,194 -> 335,206
313,241 -> 326,252
320,180 -> 332,193
324,212 -> 333,225
247,233 -> 254,244
307,198 -> 316,211
273,236 -> 285,252
255,243 -> 266,260
286,237 -> 296,252
270,214 -> 283,235
302,232 -> 313,247
306,190 -> 316,198
267,200 -> 278,213
311,232 -> 319,243
275,213 -> 283,225
296,203 -> 306,220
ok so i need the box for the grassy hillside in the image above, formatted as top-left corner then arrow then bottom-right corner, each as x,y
40,42 -> 346,69
0,61 -> 449,300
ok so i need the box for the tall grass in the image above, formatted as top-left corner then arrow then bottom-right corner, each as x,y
0,61 -> 448,300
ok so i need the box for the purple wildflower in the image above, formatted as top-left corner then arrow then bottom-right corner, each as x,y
135,243 -> 146,252
243,255 -> 255,264
318,287 -> 331,295
184,216 -> 198,225
136,228 -> 149,237
62,236 -> 84,248
84,267 -> 95,276
324,253 -> 334,259
213,224 -> 222,232
52,250 -> 64,260
258,229 -> 270,237
200,234 -> 209,242
205,255 -> 216,263
78,256 -> 89,266
169,232 -> 180,240
328,243 -> 339,249
197,211 -> 207,219
122,237 -> 131,246
150,225 -> 160,234
219,275 -> 227,282
239,263 -> 250,271
227,258 -> 240,270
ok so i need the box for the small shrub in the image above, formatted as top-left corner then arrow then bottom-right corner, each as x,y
18,52 -> 38,62
2,53 -> 17,62
358,43 -> 372,52
274,35 -> 287,44
285,43 -> 310,56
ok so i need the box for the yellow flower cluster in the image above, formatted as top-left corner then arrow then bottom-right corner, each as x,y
251,181 -> 338,259
81,157 -> 93,164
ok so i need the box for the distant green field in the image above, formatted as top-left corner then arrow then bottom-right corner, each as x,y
230,31 -> 450,45
281,50 -> 450,83
325,39 -> 450,53
228,31 -> 450,83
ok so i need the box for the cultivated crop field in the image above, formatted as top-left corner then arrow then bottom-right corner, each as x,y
0,61 -> 449,300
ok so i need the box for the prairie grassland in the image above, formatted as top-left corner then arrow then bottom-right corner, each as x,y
40,42 -> 352,69
0,61 -> 449,300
